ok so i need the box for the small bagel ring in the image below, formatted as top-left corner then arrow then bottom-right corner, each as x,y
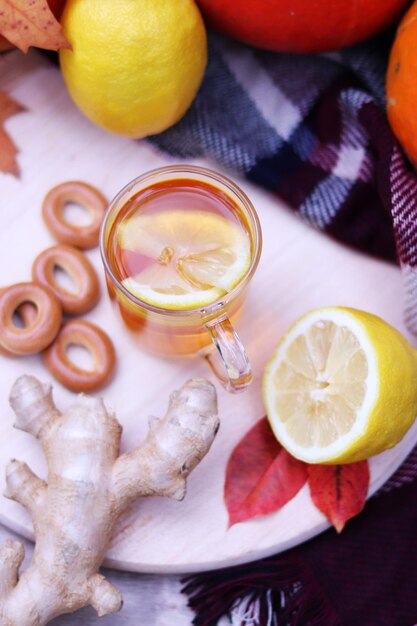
43,319 -> 116,392
42,181 -> 108,249
32,245 -> 100,316
0,282 -> 62,355
0,288 -> 38,356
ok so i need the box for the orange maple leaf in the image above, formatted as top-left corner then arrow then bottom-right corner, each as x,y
0,90 -> 25,177
0,0 -> 70,53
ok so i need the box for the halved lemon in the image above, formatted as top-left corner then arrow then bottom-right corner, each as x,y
263,307 -> 417,464
118,210 -> 251,309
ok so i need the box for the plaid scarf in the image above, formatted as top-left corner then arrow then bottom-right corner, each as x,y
150,31 -> 417,336
149,31 -> 417,626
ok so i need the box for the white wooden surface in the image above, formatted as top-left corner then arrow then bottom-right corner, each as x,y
0,48 -> 416,594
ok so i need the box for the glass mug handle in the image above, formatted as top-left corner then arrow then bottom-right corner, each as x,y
202,314 -> 252,393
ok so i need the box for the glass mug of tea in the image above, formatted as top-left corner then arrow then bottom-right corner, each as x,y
100,165 -> 262,392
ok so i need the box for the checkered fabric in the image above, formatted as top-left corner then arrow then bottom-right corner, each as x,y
150,31 -> 417,337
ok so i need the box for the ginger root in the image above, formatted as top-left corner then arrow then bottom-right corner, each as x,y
0,375 -> 219,625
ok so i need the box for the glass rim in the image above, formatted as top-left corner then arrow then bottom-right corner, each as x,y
99,164 -> 262,317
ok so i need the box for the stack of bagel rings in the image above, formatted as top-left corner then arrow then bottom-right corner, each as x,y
0,181 -> 116,392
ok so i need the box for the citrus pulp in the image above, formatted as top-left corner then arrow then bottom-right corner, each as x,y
263,307 -> 417,463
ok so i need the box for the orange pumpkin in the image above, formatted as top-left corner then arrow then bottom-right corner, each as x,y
196,0 -> 411,53
386,1 -> 417,163
48,0 -> 67,20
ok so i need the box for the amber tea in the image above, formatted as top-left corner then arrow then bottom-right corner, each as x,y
100,166 -> 262,392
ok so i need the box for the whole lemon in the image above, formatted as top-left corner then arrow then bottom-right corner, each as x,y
59,0 -> 207,138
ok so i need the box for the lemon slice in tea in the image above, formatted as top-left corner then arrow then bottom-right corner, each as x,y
118,209 -> 251,309
263,307 -> 417,464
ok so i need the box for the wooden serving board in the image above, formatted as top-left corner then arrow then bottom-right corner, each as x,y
0,50 -> 416,574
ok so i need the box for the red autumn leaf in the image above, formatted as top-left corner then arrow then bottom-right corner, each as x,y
308,462 -> 370,533
0,90 -> 25,176
225,417 -> 308,526
0,0 -> 69,53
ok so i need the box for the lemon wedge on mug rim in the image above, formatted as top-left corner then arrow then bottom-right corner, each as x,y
118,209 -> 251,310
263,307 -> 417,464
